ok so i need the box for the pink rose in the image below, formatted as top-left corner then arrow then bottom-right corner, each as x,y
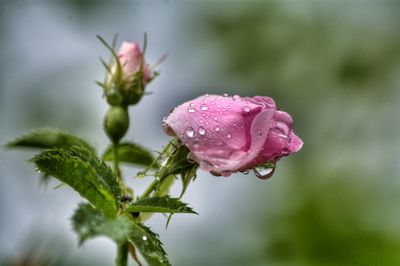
162,94 -> 303,178
117,42 -> 152,86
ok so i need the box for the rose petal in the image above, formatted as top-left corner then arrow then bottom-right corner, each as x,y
162,94 -> 303,177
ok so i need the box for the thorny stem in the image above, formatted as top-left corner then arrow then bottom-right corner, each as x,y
112,142 -> 123,187
140,178 -> 159,200
116,241 -> 128,266
112,143 -> 130,266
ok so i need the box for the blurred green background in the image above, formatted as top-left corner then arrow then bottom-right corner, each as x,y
1,1 -> 400,265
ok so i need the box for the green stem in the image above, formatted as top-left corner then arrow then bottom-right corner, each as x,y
138,141 -> 174,199
112,142 -> 123,184
116,242 -> 128,266
140,179 -> 159,199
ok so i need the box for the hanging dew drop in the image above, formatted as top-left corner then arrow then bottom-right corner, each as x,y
253,163 -> 275,179
185,127 -> 195,138
223,93 -> 228,97
242,170 -> 250,175
198,126 -> 206,135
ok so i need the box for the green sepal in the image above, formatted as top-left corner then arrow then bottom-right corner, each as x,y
179,164 -> 198,198
158,140 -> 195,179
103,142 -> 159,169
32,146 -> 120,217
72,203 -> 131,244
125,196 -> 197,214
6,128 -> 96,154
97,34 -> 122,85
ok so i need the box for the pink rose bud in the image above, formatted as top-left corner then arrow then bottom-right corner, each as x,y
117,42 -> 152,85
105,41 -> 153,105
162,94 -> 303,179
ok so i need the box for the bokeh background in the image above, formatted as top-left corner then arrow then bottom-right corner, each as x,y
1,1 -> 400,265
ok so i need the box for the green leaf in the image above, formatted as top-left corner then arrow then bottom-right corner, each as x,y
128,222 -> 171,266
72,203 -> 132,244
32,146 -> 120,217
125,196 -> 197,214
6,128 -> 96,154
72,203 -> 171,265
103,142 -> 158,168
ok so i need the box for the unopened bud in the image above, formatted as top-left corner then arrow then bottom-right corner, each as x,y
103,106 -> 129,143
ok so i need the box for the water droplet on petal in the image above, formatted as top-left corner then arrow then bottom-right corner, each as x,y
200,104 -> 208,111
233,95 -> 241,100
200,120 -> 204,123
242,170 -> 250,175
226,134 -> 232,139
223,93 -> 228,97
185,127 -> 195,138
213,117 -> 218,121
188,106 -> 196,113
253,163 -> 276,179
198,126 -> 206,135
214,127 -> 220,132
202,113 -> 206,117
242,106 -> 250,113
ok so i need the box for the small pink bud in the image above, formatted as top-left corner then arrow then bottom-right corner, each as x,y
162,94 -> 303,178
105,40 -> 153,105
117,42 -> 152,85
